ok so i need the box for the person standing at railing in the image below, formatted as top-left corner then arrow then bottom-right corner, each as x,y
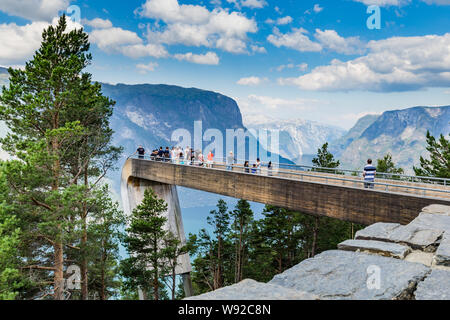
207,151 -> 214,168
184,146 -> 190,164
268,161 -> 273,176
198,153 -> 204,166
244,161 -> 250,173
134,145 -> 146,159
256,158 -> 261,174
363,159 -> 376,189
227,151 -> 235,171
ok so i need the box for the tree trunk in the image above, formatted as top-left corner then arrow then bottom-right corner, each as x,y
311,217 -> 319,257
54,241 -> 65,300
81,169 -> 89,300
100,240 -> 106,300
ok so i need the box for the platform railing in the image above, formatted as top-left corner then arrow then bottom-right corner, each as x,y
128,155 -> 450,200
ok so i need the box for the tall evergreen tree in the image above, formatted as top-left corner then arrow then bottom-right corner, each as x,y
0,15 -> 122,299
414,131 -> 450,178
121,188 -> 181,300
230,200 -> 253,283
377,153 -> 404,179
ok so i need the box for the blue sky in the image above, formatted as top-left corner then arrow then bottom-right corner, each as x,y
0,0 -> 449,129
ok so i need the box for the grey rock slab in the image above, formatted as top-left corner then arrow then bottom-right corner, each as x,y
434,233 -> 450,266
355,223 -> 402,242
338,239 -> 411,259
421,204 -> 450,216
269,250 -> 430,300
185,279 -> 319,300
388,224 -> 443,251
409,213 -> 450,234
415,269 -> 450,300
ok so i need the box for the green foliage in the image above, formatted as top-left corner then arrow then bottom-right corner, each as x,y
376,153 -> 404,179
312,142 -> 341,174
414,131 -> 450,178
0,15 -> 124,299
120,188 -> 185,300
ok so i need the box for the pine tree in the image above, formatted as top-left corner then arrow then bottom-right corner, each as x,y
206,199 -> 230,289
312,143 -> 340,173
377,153 -> 404,179
0,15 -> 123,300
414,131 -> 450,178
121,188 -> 180,300
230,200 -> 253,283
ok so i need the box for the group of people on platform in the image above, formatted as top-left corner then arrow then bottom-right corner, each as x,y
133,146 -> 272,175
133,145 -> 215,167
134,146 -> 377,188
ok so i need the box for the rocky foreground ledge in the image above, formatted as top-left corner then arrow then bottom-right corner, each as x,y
186,204 -> 450,300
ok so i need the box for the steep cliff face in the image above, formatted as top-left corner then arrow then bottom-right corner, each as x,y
102,83 -> 245,157
334,106 -> 450,172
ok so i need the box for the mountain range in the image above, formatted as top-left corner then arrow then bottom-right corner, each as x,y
334,106 -> 450,172
1,66 -> 449,187
244,116 -> 346,165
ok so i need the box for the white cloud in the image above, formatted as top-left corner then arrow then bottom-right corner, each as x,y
89,27 -> 142,50
352,0 -> 410,6
174,52 -> 220,65
138,0 -> 257,54
237,94 -> 317,117
83,18 -> 113,29
0,17 -> 82,66
278,33 -> 450,92
275,63 -> 308,72
251,45 -> 267,54
267,27 -> 323,52
89,27 -> 168,58
298,63 -> 308,71
352,0 -> 450,6
0,0 -> 69,21
136,62 -> 159,74
266,16 -> 293,25
268,27 -> 365,55
237,76 -> 267,86
120,43 -> 168,59
313,4 -> 324,13
240,0 -> 267,9
314,29 -> 365,55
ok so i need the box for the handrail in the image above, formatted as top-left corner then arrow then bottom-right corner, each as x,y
210,156 -> 449,185
129,155 -> 450,199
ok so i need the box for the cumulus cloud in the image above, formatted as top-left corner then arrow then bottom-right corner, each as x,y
136,62 -> 158,74
313,4 -> 324,12
266,16 -> 293,25
240,0 -> 268,9
275,63 -> 308,72
314,29 -> 365,55
0,0 -> 70,22
268,27 -> 364,55
267,27 -> 322,52
237,94 -> 318,117
352,0 -> 450,6
251,45 -> 267,54
83,18 -> 113,29
174,52 -> 220,65
0,17 -> 82,66
89,27 -> 168,58
278,33 -> 450,92
138,0 -> 257,54
236,76 -> 267,86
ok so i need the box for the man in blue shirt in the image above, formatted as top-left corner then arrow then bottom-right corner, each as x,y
363,159 -> 377,189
